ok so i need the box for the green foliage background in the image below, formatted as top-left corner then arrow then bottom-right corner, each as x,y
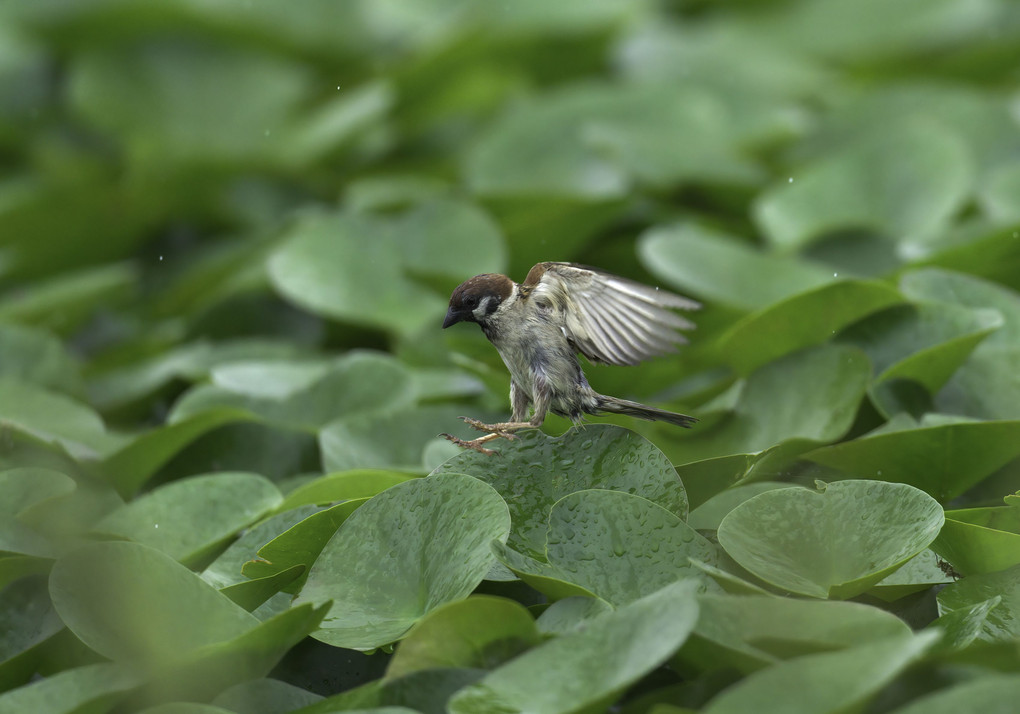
2,1 -> 1020,712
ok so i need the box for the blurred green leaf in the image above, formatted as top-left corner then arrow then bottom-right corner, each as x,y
719,280 -> 903,375
93,472 -> 282,567
268,200 -> 505,335
888,675 -> 1020,714
49,541 -> 258,670
639,223 -> 836,311
0,662 -> 138,714
0,324 -> 81,395
754,119 -> 972,251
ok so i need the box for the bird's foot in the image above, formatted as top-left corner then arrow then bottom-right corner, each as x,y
459,417 -> 529,439
440,432 -> 499,456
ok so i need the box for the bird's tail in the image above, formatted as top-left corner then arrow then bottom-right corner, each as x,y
594,395 -> 697,428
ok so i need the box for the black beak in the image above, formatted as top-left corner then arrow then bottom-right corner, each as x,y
442,308 -> 463,329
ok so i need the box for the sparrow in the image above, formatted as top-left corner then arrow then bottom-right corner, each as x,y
441,261 -> 699,453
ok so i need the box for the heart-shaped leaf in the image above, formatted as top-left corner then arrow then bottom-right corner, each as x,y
718,480 -> 944,599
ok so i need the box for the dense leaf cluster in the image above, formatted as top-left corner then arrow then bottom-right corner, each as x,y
1,1 -> 1020,713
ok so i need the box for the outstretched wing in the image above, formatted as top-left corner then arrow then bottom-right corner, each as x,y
524,262 -> 699,366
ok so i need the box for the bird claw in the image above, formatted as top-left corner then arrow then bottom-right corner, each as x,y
440,433 -> 497,456
458,416 -> 520,440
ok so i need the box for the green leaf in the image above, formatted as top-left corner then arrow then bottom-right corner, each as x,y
448,579 -> 700,714
0,467 -> 76,557
545,490 -> 720,606
701,631 -> 939,714
680,594 -> 911,674
212,678 -> 322,714
0,379 -> 121,460
687,482 -> 793,531
661,345 -> 870,464
241,500 -> 367,593
432,425 -> 687,561
136,603 -> 328,705
900,268 -> 1020,420
0,323 -> 81,395
753,119 -> 972,250
490,541 -> 599,602
887,674 -> 1020,714
938,563 -> 1020,641
220,564 -> 304,613
49,541 -> 258,670
639,223 -> 836,311
805,420 -> 1020,501
535,596 -> 613,636
169,352 -> 414,431
979,162 -> 1020,223
718,280 -> 903,375
320,405 -> 480,472
93,472 -> 282,567
717,480 -> 944,599
70,41 -> 312,166
277,470 -> 413,511
295,473 -> 510,650
0,663 -> 138,714
202,504 -> 325,590
386,596 -> 541,679
268,200 -> 504,335
932,504 -> 1020,576
0,575 -> 63,690
102,408 -> 254,498
868,548 -> 953,602
927,597 -> 1001,653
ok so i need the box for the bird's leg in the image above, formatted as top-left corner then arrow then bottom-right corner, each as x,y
442,380 -> 549,455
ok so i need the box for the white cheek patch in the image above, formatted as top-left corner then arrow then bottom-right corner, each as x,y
473,296 -> 492,321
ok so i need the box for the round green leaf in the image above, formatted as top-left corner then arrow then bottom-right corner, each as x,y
386,596 -> 540,679
546,490 -> 720,605
448,579 -> 700,714
93,472 -> 282,567
718,480 -> 944,599
295,473 -> 511,650
432,425 -> 687,561
49,541 -> 258,669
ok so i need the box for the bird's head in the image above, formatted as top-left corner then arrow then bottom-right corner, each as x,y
443,273 -> 514,328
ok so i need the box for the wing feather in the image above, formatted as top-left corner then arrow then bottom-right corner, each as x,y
528,262 -> 699,366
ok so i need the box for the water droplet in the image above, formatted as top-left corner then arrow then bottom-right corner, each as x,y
154,523 -> 159,529
788,177 -> 794,183
158,255 -> 164,262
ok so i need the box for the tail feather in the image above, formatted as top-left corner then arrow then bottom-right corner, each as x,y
595,395 -> 697,428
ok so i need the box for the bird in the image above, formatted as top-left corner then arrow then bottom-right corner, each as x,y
440,261 -> 699,454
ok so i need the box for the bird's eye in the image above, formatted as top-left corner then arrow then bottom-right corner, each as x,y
463,295 -> 479,308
